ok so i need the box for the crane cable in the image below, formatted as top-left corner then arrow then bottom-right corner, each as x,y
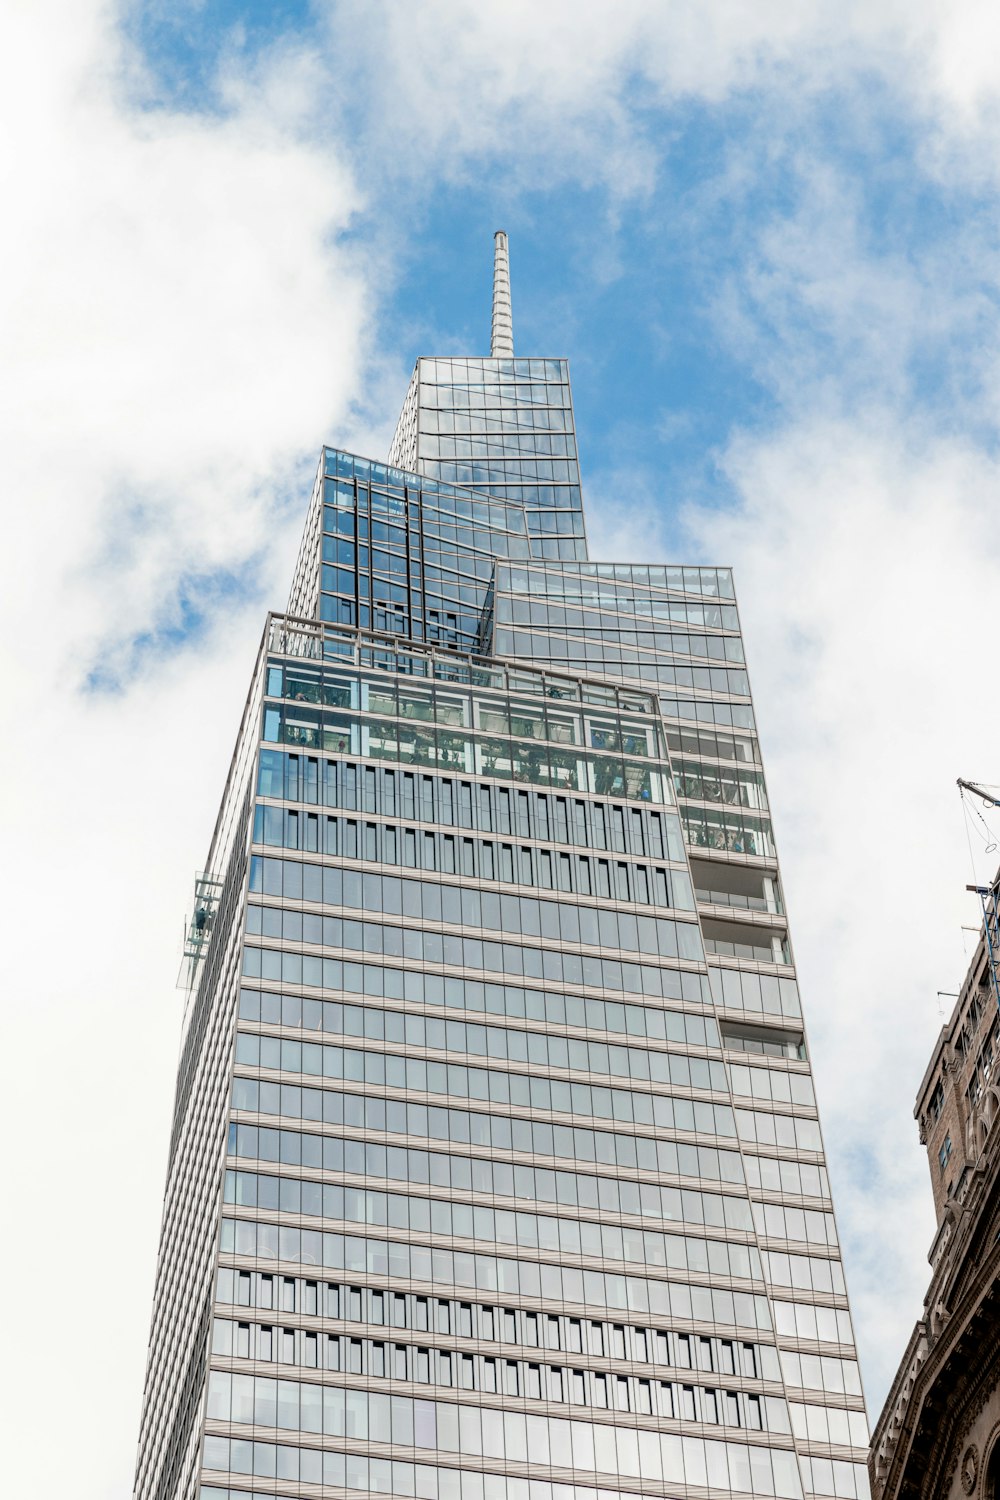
960,782 -> 998,864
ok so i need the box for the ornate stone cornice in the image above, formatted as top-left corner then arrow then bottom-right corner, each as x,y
872,1118 -> 1000,1499
872,1226 -> 1000,1496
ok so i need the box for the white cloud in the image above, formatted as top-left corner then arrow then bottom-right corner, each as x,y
1,0 -> 374,686
582,122 -> 1000,1409
587,400 -> 1000,1411
684,411 -> 1000,1405
0,4 -> 376,1496
325,0 -> 1000,195
10,1 -> 1000,1492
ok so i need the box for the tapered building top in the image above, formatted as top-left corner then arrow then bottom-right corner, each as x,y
490,229 -> 514,357
387,226 -> 586,559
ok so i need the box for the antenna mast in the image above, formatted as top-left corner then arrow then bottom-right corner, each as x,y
491,231 -> 514,358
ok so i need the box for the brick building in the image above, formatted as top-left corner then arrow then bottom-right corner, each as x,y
870,886 -> 1000,1500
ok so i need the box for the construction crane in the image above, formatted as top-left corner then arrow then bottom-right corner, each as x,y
957,777 -> 1000,809
958,778 -> 1000,1011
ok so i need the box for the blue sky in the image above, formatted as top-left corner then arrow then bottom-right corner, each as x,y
127,7 -> 805,468
7,3 -> 1000,1495
121,1 -> 1000,555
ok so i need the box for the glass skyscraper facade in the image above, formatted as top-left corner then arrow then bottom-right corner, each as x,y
135,234 -> 869,1500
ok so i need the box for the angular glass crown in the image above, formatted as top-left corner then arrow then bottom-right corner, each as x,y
387,236 -> 586,563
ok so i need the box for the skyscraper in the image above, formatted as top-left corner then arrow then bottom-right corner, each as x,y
135,233 -> 870,1500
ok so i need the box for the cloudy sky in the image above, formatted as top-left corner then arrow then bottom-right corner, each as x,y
5,1 -> 1000,1493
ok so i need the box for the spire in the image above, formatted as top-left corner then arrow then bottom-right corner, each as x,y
490,230 -> 514,358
